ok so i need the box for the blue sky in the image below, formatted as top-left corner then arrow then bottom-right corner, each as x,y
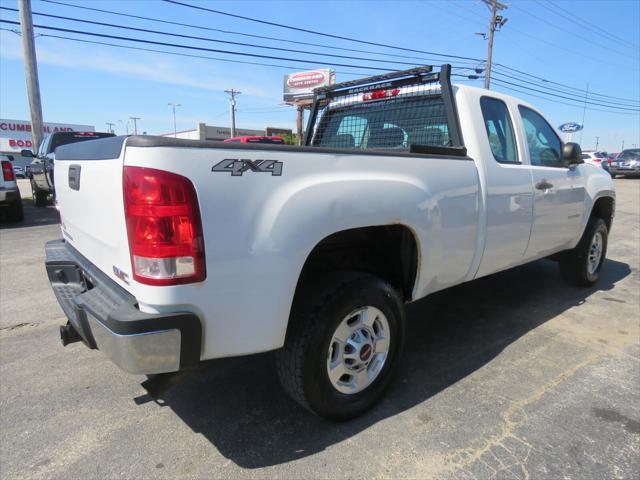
0,0 -> 638,151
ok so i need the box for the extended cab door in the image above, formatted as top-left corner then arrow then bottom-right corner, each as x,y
474,96 -> 534,278
518,106 -> 584,258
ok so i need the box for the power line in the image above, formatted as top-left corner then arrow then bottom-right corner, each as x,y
491,63 -> 640,104
162,0 -> 482,62
489,77 -> 638,111
541,0 -> 640,50
0,6 -> 441,68
0,27 -> 364,77
513,2 -> 635,58
40,0 -> 478,66
0,18 -> 400,71
450,0 -> 637,71
491,69 -> 640,108
38,0 -> 638,103
490,79 -> 640,115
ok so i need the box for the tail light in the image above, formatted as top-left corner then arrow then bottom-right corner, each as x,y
2,160 -> 15,181
123,166 -> 205,286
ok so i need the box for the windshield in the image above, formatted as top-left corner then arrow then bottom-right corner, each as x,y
311,94 -> 452,150
618,149 -> 640,160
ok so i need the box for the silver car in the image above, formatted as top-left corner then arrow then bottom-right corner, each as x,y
609,149 -> 640,178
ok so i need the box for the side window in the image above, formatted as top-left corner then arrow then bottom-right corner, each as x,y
518,106 -> 563,167
480,97 -> 518,163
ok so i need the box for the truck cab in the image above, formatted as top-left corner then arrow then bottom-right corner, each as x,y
23,131 -> 115,206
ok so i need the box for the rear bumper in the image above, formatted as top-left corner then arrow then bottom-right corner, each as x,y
609,166 -> 640,175
45,239 -> 201,374
0,186 -> 19,205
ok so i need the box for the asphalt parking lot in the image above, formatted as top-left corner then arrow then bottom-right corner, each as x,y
1,178 -> 639,479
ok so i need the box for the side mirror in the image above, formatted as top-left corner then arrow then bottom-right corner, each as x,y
563,142 -> 583,165
21,149 -> 34,158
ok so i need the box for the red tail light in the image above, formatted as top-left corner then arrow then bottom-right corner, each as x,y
2,160 -> 15,181
123,166 -> 205,286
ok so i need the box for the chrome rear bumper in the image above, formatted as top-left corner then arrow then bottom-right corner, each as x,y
45,239 -> 201,375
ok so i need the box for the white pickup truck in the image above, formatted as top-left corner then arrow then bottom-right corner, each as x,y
46,65 -> 614,419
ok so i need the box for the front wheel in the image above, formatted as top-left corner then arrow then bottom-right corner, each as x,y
276,274 -> 405,420
31,181 -> 48,207
560,217 -> 608,287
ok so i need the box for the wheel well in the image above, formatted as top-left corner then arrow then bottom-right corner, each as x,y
297,225 -> 418,302
591,196 -> 614,231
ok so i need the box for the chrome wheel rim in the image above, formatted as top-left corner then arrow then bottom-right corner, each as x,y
326,306 -> 391,395
588,231 -> 604,275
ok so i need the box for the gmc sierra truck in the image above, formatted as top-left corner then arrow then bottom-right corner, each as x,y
45,65 -> 615,420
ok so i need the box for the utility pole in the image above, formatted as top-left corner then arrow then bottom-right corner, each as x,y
105,122 -> 115,134
224,89 -> 241,138
129,116 -> 140,135
296,105 -> 305,145
18,0 -> 44,151
595,136 -> 600,150
481,0 -> 508,90
168,102 -> 181,137
579,83 -> 589,144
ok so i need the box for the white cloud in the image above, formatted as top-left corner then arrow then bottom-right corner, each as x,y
0,32 -> 281,101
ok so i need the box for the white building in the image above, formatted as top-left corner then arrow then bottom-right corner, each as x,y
160,123 -> 292,141
0,118 -> 94,169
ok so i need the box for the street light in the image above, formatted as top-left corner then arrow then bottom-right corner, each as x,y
168,102 -> 181,137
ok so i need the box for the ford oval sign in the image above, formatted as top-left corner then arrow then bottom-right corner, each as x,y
558,122 -> 583,133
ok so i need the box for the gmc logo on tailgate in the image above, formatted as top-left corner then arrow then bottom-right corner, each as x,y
212,159 -> 283,177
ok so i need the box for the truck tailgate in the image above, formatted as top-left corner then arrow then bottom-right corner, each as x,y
54,137 -> 131,290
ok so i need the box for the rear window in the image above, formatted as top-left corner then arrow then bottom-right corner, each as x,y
49,132 -> 115,153
310,87 -> 451,151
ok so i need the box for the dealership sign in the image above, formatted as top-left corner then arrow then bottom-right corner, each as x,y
558,122 -> 583,133
283,69 -> 335,102
0,118 -> 95,152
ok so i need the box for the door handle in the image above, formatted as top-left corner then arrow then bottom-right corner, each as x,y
535,180 -> 553,190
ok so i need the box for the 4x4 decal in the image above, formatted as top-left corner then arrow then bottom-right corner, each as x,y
212,159 -> 283,176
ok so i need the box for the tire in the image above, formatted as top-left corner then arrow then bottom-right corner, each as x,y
31,181 -> 48,207
560,216 -> 608,287
276,273 -> 406,420
6,197 -> 24,222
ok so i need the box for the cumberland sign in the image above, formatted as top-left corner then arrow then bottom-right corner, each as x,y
0,118 -> 94,151
283,69 -> 335,103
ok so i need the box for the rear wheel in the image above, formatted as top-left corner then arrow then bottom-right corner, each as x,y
276,273 -> 405,420
6,197 -> 24,222
560,216 -> 608,287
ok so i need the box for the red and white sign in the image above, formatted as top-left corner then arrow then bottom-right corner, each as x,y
0,118 -> 94,152
283,69 -> 335,103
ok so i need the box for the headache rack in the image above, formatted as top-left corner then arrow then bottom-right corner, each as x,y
304,64 -> 466,156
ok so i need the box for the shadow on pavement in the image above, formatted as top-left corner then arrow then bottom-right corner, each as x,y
0,197 -> 59,229
152,257 -> 631,468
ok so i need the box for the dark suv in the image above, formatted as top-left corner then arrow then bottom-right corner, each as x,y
22,131 -> 115,206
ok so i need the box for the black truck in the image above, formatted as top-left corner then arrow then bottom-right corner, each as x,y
22,131 -> 115,206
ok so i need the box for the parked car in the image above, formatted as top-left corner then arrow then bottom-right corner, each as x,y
224,135 -> 285,144
45,65 -> 615,420
609,148 -> 640,178
12,165 -> 25,178
581,150 -> 608,167
0,154 -> 24,222
22,131 -> 115,206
